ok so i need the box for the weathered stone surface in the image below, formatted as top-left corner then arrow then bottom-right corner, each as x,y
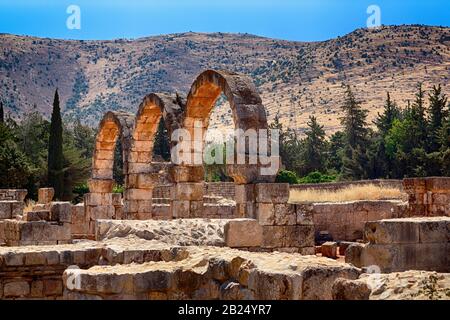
224,219 -> 263,248
332,277 -> 371,300
255,183 -> 289,203
38,188 -> 54,204
4,281 -> 30,297
88,179 -> 115,193
321,242 -> 338,259
334,271 -> 450,300
171,183 -> 204,201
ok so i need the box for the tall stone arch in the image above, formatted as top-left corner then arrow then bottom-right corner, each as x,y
85,111 -> 135,237
124,93 -> 184,219
172,70 -> 275,219
90,111 -> 135,191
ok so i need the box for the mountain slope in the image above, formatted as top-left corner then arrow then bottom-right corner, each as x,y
0,25 -> 449,134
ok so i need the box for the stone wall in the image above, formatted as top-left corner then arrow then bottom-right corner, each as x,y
296,200 -> 407,242
0,189 -> 27,202
61,244 -> 360,300
346,217 -> 449,273
404,177 -> 450,216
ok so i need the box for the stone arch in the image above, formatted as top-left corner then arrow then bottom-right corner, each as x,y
90,111 -> 135,193
125,93 -> 184,219
183,69 -> 270,184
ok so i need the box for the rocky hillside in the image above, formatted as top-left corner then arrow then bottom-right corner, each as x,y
0,25 -> 449,134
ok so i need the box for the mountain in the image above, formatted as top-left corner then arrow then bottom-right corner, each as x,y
0,25 -> 449,134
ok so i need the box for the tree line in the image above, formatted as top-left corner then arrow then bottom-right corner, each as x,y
0,89 -> 170,201
273,83 -> 449,183
1,83 -> 448,200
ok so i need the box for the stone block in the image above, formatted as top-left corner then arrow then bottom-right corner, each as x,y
88,178 -> 114,193
38,188 -> 54,204
124,188 -> 153,201
169,165 -> 204,183
418,218 -> 449,243
24,252 -> 46,265
255,183 -> 289,203
321,242 -> 338,259
23,210 -> 51,221
224,219 -> 263,248
50,202 -> 72,222
235,184 -> 255,204
172,200 -> 190,218
256,203 -> 274,225
90,206 -> 115,220
111,193 -> 122,206
171,182 -> 204,201
285,225 -> 315,248
261,226 -> 285,248
190,201 -> 204,218
0,201 -> 12,219
137,200 -> 153,214
364,219 -> 420,244
274,203 -> 296,225
4,281 -> 30,298
84,193 -> 112,206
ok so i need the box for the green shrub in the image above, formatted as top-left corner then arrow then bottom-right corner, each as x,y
72,183 -> 89,204
113,184 -> 124,194
298,171 -> 336,184
275,170 -> 298,184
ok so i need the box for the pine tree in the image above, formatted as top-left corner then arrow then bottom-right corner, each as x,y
427,84 -> 448,152
302,116 -> 327,173
153,117 -> 171,161
0,100 -> 4,124
374,92 -> 401,135
340,85 -> 370,179
47,89 -> 64,199
407,83 -> 428,149
340,85 -> 369,148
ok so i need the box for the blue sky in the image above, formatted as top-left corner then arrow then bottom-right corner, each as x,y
0,0 -> 448,41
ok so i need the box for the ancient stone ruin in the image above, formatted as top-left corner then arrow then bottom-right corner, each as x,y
0,70 -> 449,300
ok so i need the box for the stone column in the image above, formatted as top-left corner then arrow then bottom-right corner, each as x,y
235,184 -> 256,218
255,183 -> 315,254
169,166 -> 204,218
84,178 -> 116,238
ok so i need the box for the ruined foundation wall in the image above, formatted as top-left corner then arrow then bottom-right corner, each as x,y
404,177 -> 450,216
296,200 -> 407,242
346,217 -> 449,273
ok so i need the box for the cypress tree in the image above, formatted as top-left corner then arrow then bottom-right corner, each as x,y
427,85 -> 448,152
153,117 -> 171,161
0,100 -> 4,124
48,89 -> 64,199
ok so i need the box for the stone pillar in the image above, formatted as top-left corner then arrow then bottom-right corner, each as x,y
235,184 -> 256,218
255,183 -> 315,254
84,178 -> 115,238
169,166 -> 205,218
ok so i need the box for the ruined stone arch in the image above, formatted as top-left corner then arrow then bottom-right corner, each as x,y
124,93 -> 184,219
183,69 -> 270,184
90,111 -> 135,193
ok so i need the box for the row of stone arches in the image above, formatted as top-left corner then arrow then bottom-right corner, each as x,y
88,69 -> 276,220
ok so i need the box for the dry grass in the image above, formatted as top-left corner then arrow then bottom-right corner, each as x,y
23,199 -> 35,213
289,184 -> 407,203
